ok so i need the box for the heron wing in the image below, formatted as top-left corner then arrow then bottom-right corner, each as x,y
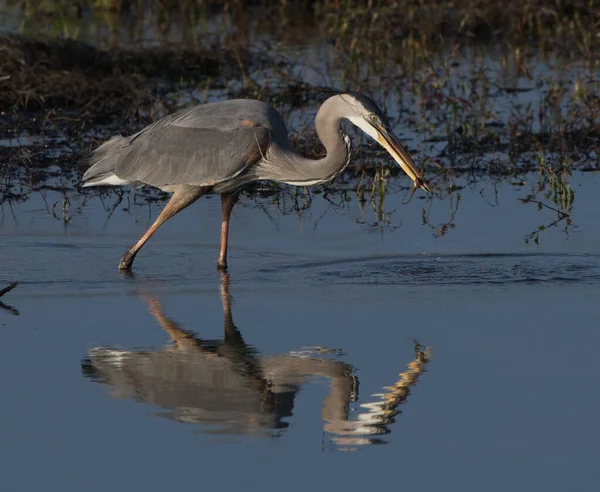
114,123 -> 271,188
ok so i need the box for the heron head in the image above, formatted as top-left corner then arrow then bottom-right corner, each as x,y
338,93 -> 431,194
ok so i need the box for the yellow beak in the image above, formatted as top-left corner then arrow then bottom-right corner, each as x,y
378,129 -> 431,193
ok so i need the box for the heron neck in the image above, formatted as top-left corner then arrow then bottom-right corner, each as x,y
313,99 -> 351,175
264,100 -> 350,185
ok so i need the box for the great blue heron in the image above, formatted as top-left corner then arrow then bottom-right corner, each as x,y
79,93 -> 431,271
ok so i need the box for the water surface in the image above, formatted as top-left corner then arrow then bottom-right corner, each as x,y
1,175 -> 599,490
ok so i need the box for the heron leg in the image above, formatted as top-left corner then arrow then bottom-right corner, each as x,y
118,186 -> 205,271
217,191 -> 240,270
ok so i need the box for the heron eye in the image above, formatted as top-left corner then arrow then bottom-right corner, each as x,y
370,114 -> 379,124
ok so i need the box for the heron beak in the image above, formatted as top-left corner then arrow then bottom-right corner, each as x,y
377,128 -> 431,193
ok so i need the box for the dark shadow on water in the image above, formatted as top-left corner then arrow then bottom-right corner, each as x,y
81,272 -> 431,448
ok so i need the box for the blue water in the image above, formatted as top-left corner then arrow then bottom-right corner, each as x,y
2,175 -> 600,491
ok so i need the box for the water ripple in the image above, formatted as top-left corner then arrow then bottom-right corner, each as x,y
271,253 -> 600,286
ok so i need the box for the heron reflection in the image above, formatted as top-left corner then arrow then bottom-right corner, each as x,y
81,273 -> 431,445
324,340 -> 431,449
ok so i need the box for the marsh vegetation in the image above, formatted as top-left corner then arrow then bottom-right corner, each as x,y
0,0 -> 598,240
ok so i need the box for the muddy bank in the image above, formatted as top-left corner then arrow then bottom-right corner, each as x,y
0,33 -> 230,118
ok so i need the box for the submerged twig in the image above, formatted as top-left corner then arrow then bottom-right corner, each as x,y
517,197 -> 570,217
0,281 -> 18,298
0,301 -> 19,316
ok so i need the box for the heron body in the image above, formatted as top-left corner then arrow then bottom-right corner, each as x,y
80,93 -> 430,271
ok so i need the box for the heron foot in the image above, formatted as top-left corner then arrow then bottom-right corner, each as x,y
118,249 -> 136,271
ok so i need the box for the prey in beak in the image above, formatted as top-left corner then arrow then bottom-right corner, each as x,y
348,104 -> 431,203
376,126 -> 431,202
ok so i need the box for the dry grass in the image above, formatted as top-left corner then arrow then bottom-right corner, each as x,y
7,1 -> 599,59
0,33 -> 227,121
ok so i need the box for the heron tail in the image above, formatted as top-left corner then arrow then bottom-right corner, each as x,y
79,135 -> 130,187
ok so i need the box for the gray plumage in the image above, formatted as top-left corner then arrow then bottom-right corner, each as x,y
81,100 -> 281,191
78,93 -> 430,271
